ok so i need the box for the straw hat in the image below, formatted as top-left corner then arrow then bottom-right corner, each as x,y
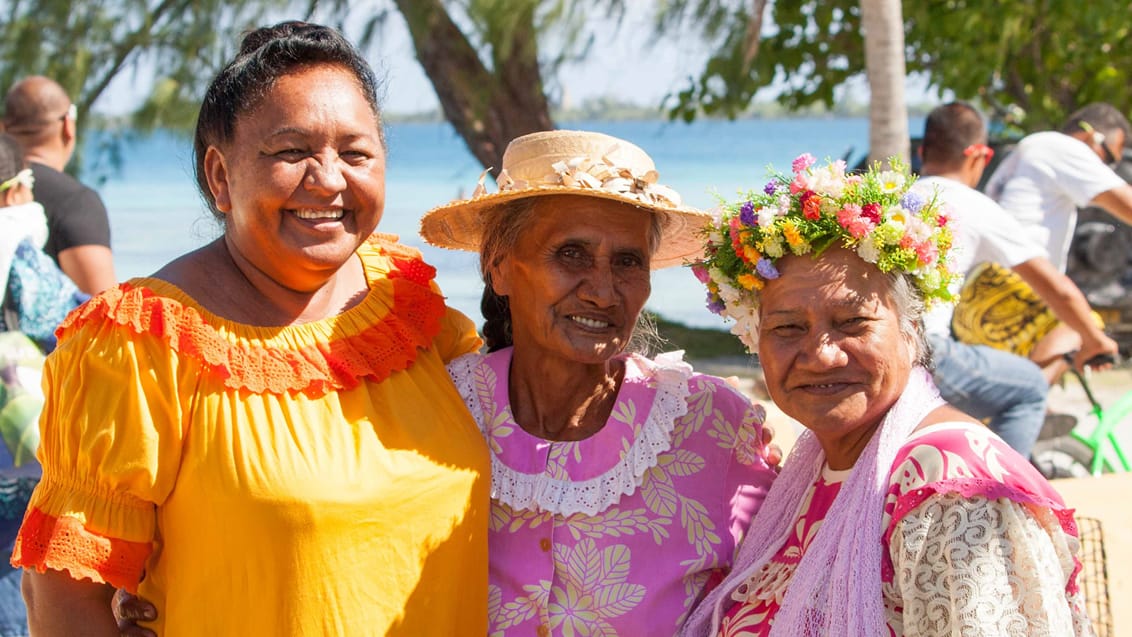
419,130 -> 711,269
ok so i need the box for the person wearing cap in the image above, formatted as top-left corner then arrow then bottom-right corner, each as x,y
420,129 -> 779,636
3,77 -> 116,295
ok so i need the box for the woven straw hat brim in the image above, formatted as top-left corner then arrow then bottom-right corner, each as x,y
419,186 -> 712,270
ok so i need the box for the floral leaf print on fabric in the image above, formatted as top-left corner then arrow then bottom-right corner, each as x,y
641,463 -> 680,517
671,379 -> 713,448
680,494 -> 723,555
563,507 -> 672,544
659,448 -> 707,477
476,362 -> 515,454
494,581 -> 550,631
549,540 -> 646,636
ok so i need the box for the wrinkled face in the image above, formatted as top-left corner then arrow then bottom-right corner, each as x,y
492,195 -> 653,365
204,64 -> 386,291
757,247 -> 914,455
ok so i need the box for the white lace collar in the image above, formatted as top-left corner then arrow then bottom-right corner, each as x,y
447,349 -> 693,516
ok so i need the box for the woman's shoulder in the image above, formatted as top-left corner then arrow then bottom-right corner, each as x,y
884,421 -> 1067,523
58,237 -> 452,396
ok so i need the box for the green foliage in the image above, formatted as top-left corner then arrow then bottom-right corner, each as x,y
0,1 -> 296,142
648,312 -> 748,360
663,0 -> 1132,131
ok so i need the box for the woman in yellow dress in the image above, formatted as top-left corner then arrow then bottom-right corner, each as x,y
11,21 -> 489,636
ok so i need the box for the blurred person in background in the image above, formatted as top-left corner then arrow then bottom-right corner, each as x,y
3,76 -> 115,295
915,102 -> 1117,459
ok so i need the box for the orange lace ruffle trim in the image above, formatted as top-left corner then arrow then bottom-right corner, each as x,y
56,250 -> 447,396
11,508 -> 151,594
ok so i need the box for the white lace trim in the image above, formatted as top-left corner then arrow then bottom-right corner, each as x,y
885,492 -> 1093,636
447,350 -> 693,517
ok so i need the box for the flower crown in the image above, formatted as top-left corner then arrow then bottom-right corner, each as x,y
692,154 -> 957,351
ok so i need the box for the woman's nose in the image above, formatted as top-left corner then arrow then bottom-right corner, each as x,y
801,333 -> 848,368
577,264 -> 617,307
303,156 -> 347,194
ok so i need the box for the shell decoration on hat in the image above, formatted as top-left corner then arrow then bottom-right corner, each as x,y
419,129 -> 711,269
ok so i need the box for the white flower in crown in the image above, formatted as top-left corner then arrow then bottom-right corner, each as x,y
857,237 -> 881,264
808,160 -> 848,198
877,170 -> 906,193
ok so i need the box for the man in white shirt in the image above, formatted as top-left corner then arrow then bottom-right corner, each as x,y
986,102 -> 1132,273
916,102 -> 1117,459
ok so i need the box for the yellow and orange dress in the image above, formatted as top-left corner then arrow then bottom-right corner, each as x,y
11,236 -> 489,636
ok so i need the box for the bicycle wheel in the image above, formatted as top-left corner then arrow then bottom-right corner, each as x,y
1031,436 -> 1096,479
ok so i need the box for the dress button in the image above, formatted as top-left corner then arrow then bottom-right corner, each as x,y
537,625 -> 550,637
539,537 -> 552,552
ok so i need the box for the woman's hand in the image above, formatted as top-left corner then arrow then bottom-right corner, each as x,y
113,589 -> 157,637
723,375 -> 784,470
761,424 -> 784,471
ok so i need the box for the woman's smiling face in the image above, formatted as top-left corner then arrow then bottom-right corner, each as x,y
491,195 -> 654,365
203,63 -> 386,292
757,246 -> 914,465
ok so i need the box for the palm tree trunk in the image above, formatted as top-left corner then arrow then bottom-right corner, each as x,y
860,0 -> 909,167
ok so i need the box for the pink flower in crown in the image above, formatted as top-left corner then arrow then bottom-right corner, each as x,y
847,218 -> 874,239
729,216 -> 742,243
836,203 -> 863,229
792,153 -> 816,173
691,263 -> 711,284
861,202 -> 882,224
915,241 -> 938,265
789,171 -> 809,195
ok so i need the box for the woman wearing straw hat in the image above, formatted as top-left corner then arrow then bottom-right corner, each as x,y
421,129 -> 779,636
115,129 -> 779,636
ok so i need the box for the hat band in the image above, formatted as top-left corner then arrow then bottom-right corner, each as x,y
471,143 -> 684,210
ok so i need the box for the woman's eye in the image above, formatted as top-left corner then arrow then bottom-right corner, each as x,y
615,254 -> 644,268
341,149 -> 371,163
274,148 -> 307,159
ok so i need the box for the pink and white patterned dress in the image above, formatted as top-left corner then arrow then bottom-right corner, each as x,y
448,348 -> 778,637
719,421 -> 1093,636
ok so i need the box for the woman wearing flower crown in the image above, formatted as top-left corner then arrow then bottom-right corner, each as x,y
418,129 -> 779,636
681,155 -> 1094,636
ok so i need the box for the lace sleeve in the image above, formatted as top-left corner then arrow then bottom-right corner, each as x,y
889,492 -> 1094,637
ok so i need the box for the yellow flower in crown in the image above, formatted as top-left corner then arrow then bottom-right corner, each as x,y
691,154 -> 957,345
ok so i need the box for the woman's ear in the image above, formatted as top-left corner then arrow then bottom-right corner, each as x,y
203,146 -> 232,213
489,258 -> 513,297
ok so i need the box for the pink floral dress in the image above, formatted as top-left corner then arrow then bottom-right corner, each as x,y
719,422 -> 1093,636
448,348 -> 778,637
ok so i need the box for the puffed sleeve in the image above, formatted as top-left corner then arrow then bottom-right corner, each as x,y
695,376 -> 777,548
11,317 -> 188,592
889,492 -> 1093,636
433,305 -> 483,363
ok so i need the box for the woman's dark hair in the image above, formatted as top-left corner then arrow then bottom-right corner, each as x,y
477,195 -> 665,353
0,133 -> 25,183
479,198 -> 541,352
193,21 -> 384,218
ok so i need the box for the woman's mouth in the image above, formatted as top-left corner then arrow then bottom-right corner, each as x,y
292,208 -> 345,221
569,315 -> 611,329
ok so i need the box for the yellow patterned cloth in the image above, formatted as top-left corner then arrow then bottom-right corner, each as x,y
950,262 -> 1061,357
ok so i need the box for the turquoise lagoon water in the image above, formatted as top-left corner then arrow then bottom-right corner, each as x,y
92,117 -> 923,329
